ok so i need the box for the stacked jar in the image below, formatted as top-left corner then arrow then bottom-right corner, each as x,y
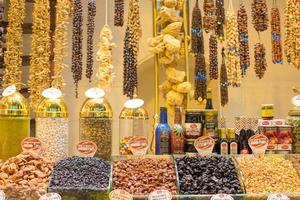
80,97 -> 113,160
35,97 -> 69,161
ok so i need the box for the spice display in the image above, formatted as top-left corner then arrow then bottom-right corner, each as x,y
86,0 -> 96,82
123,0 -> 141,99
215,0 -> 225,40
114,0 -> 124,27
96,25 -> 115,90
284,0 -> 300,69
191,0 -> 204,55
251,0 -> 269,32
209,34 -> 218,80
113,157 -> 177,195
254,43 -> 267,79
203,0 -> 217,33
237,3 -> 250,76
3,0 -> 25,87
53,0 -> 72,89
29,0 -> 51,110
0,152 -> 54,199
184,110 -> 203,153
237,156 -> 300,193
225,9 -> 241,87
271,6 -> 283,64
176,156 -> 243,195
72,0 -> 83,97
194,53 -> 207,101
220,48 -> 229,107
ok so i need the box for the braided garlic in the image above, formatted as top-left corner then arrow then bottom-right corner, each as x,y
3,0 -> 25,87
29,0 -> 51,109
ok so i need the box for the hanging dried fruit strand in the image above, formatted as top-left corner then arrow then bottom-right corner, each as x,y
114,0 -> 124,27
0,3 -> 5,88
220,48 -> 228,107
194,53 -> 207,101
72,0 -> 83,97
191,0 -> 204,55
29,0 -> 51,109
251,0 -> 269,32
123,0 -> 141,99
209,34 -> 218,80
215,0 -> 225,40
203,0 -> 217,33
3,0 -> 25,87
254,43 -> 267,79
237,2 -> 250,76
271,7 -> 283,64
86,0 -> 96,82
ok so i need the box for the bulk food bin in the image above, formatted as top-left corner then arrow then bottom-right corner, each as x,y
0,87 -> 30,160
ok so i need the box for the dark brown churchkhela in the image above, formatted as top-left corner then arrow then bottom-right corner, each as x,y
86,0 -> 96,82
254,43 -> 267,79
215,0 -> 225,40
220,48 -> 228,107
114,0 -> 124,27
271,6 -> 283,64
251,0 -> 269,32
203,0 -> 217,33
194,53 -> 207,101
209,34 -> 218,80
0,2 -> 4,88
191,0 -> 204,55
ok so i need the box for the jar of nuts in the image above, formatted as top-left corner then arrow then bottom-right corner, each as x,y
35,96 -> 69,162
80,97 -> 113,160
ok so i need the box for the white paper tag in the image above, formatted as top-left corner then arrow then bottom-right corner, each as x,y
42,87 -> 62,99
109,189 -> 133,200
76,140 -> 97,157
2,85 -> 16,97
129,136 -> 148,155
248,134 -> 269,155
211,194 -> 234,200
21,137 -> 43,154
268,194 -> 290,200
194,136 -> 215,156
85,87 -> 105,99
148,190 -> 172,200
39,193 -> 61,200
0,190 -> 5,200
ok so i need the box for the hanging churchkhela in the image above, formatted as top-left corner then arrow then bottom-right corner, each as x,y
0,2 -> 5,88
191,0 -> 204,55
203,0 -> 217,33
215,0 -> 225,40
86,0 -> 96,82
195,53 -> 207,101
271,5 -> 283,64
209,34 -> 218,80
220,48 -> 229,107
237,2 -> 250,76
254,43 -> 267,79
114,0 -> 124,27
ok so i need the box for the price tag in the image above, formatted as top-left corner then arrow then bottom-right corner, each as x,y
268,194 -> 290,200
109,189 -> 133,200
85,87 -> 105,99
211,194 -> 234,200
148,190 -> 172,200
42,87 -> 62,99
194,136 -> 215,156
0,190 -> 5,200
39,193 -> 61,200
2,85 -> 16,97
76,140 -> 97,157
129,136 -> 148,155
21,137 -> 43,154
248,134 -> 269,155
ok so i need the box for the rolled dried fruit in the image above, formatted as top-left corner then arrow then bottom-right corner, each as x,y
254,43 -> 267,79
191,0 -> 204,55
251,0 -> 269,32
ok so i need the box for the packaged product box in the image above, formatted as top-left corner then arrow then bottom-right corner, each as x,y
276,125 -> 293,152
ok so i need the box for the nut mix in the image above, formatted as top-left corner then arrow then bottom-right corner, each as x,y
113,157 -> 177,195
254,43 -> 267,79
176,156 -> 243,195
237,156 -> 300,193
0,152 -> 54,199
271,7 -> 283,64
251,0 -> 269,32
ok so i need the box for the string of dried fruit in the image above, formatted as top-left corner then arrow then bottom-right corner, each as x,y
284,0 -> 300,68
53,0 -> 72,89
0,2 -> 5,88
225,10 -> 241,87
254,43 -> 267,79
72,0 -> 83,97
114,0 -> 124,27
191,0 -> 204,55
237,2 -> 250,76
203,0 -> 217,33
3,0 -> 25,87
209,34 -> 218,80
251,0 -> 269,32
123,0 -> 141,98
86,0 -> 96,82
220,48 -> 228,107
29,0 -> 51,109
215,0 -> 225,40
271,6 -> 283,64
194,53 -> 207,101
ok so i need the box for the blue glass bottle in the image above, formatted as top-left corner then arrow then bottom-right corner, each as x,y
155,107 -> 171,155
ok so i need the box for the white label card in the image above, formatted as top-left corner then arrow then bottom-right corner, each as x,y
148,190 -> 172,200
76,140 -> 97,157
109,189 -> 133,200
211,194 -> 234,200
39,193 -> 61,200
268,194 -> 290,200
0,190 -> 5,200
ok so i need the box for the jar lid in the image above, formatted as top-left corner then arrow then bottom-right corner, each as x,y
80,98 -> 113,118
203,109 -> 218,115
119,106 -> 149,119
36,98 -> 68,118
0,91 -> 29,117
261,104 -> 274,108
289,107 -> 300,117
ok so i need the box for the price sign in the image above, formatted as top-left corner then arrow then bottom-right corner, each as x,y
248,134 -> 269,155
2,85 -> 16,96
129,136 -> 148,155
42,87 -> 62,99
0,190 -> 5,200
21,137 -> 43,154
268,194 -> 290,200
39,193 -> 61,200
109,189 -> 133,200
148,190 -> 172,200
211,194 -> 234,200
76,140 -> 97,157
194,136 -> 215,156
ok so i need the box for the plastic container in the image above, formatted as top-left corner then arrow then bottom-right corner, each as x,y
80,97 -> 113,160
35,97 -> 69,161
0,90 -> 30,160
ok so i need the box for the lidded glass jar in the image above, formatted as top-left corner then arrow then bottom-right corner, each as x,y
80,97 -> 113,160
0,87 -> 30,160
35,94 -> 69,161
287,96 -> 300,153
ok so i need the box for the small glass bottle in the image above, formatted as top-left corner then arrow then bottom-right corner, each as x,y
228,128 -> 238,155
155,107 -> 171,155
170,107 -> 184,154
239,130 -> 250,154
220,128 -> 228,155
205,88 -> 213,109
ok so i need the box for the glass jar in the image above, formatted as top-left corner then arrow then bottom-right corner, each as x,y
119,106 -> 149,155
80,97 -> 113,160
35,98 -> 69,161
203,109 -> 218,138
261,104 -> 274,120
0,91 -> 30,160
287,107 -> 300,153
